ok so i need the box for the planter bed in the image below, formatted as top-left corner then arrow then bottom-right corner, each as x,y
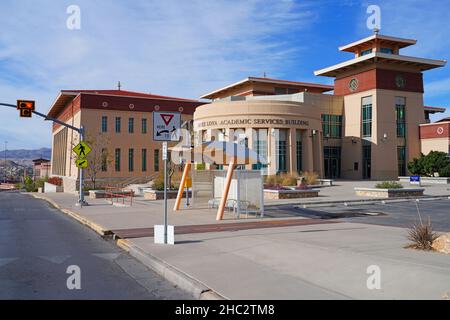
89,189 -> 134,199
144,189 -> 191,201
354,187 -> 424,198
398,176 -> 450,185
264,189 -> 319,200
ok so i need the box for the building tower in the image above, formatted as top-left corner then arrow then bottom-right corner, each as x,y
315,34 -> 446,179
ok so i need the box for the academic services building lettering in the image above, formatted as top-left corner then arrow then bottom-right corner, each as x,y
196,118 -> 310,128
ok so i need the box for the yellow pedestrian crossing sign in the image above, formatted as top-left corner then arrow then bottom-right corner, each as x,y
75,158 -> 88,169
73,141 -> 91,159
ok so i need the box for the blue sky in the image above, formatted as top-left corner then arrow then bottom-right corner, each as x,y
1,0 -> 449,149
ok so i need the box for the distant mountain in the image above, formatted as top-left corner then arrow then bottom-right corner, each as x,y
0,148 -> 51,160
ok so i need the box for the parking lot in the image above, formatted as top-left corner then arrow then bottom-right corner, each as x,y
265,199 -> 450,232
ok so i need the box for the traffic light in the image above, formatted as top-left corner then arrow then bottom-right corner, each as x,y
17,100 -> 35,118
20,109 -> 32,117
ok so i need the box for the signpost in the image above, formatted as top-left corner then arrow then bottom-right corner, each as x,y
153,112 -> 181,245
410,175 -> 421,186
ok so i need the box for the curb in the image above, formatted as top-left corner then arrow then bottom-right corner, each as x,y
265,194 -> 450,208
29,193 -> 225,300
119,239 -> 227,300
30,193 -> 110,236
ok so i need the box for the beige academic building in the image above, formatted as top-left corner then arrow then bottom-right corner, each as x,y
194,33 -> 447,180
49,33 -> 449,189
48,89 -> 203,191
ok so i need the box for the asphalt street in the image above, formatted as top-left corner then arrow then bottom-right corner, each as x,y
266,199 -> 450,232
0,191 -> 192,299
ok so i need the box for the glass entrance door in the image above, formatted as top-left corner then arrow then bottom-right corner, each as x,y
362,145 -> 371,179
323,147 -> 341,179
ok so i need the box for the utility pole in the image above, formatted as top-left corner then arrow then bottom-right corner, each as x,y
3,141 -> 7,183
0,102 -> 88,206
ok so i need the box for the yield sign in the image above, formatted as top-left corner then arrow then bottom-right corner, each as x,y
160,114 -> 174,126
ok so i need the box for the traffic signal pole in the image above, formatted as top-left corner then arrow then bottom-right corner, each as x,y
0,102 -> 87,206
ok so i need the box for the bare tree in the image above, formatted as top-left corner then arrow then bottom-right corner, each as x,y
84,133 -> 112,190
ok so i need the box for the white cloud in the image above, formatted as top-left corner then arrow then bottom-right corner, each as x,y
0,0 -> 316,149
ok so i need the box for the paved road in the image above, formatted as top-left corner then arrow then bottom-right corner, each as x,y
266,199 -> 450,232
0,191 -> 192,299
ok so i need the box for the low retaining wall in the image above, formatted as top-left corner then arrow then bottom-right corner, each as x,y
89,189 -> 134,199
144,189 -> 191,201
264,189 -> 319,200
44,182 -> 63,193
398,176 -> 450,184
354,187 -> 424,198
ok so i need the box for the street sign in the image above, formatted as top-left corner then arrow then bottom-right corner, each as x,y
410,176 -> 420,182
73,141 -> 91,159
75,158 -> 88,168
153,111 -> 181,141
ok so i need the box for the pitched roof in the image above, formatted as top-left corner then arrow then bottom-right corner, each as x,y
339,34 -> 417,53
200,77 -> 334,99
60,89 -> 197,102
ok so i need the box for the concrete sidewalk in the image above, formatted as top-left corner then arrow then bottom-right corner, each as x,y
31,191 -> 450,300
122,222 -> 450,300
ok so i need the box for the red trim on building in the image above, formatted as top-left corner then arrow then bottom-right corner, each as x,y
419,122 -> 450,139
334,69 -> 424,96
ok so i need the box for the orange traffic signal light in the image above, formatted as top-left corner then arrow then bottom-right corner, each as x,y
17,100 -> 35,111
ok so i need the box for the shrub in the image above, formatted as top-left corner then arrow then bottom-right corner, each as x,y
264,175 -> 283,185
195,163 -> 206,170
280,174 -> 298,186
375,181 -> 403,189
407,151 -> 450,177
152,173 -> 177,191
48,177 -> 62,186
300,171 -> 318,185
407,217 -> 438,250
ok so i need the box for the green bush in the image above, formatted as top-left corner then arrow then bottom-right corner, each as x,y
24,176 -> 35,192
152,174 -> 177,191
408,151 -> 450,177
375,181 -> 403,189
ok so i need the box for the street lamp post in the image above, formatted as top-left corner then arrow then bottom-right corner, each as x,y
3,141 -> 7,183
0,102 -> 87,206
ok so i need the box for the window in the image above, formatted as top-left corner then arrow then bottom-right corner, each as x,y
396,97 -> 406,138
361,96 -> 372,137
296,130 -> 302,174
252,129 -> 268,173
321,114 -> 342,138
115,148 -> 121,172
361,49 -> 373,56
128,149 -> 134,172
398,146 -> 406,176
101,148 -> 107,172
128,118 -> 134,133
276,130 -> 287,174
101,116 -> 107,133
115,117 -> 121,133
274,87 -> 299,95
154,149 -> 160,172
141,118 -> 147,134
142,149 -> 147,172
381,48 -> 394,54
